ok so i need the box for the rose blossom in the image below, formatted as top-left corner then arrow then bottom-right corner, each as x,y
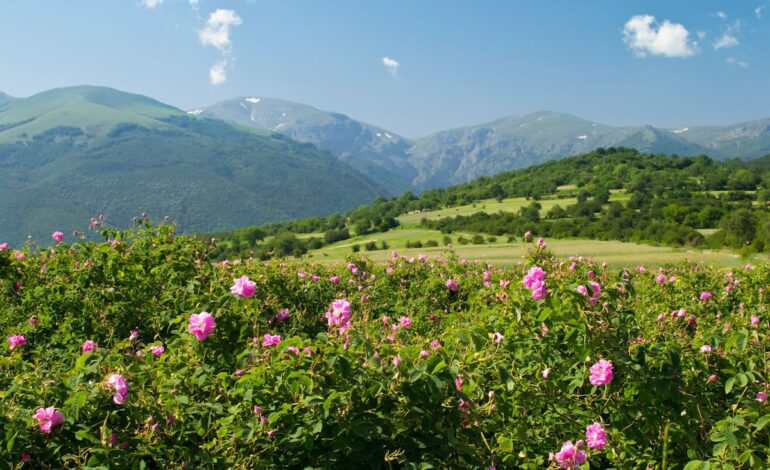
107,374 -> 129,404
33,407 -> 64,433
188,312 -> 216,341
585,422 -> 608,449
230,275 -> 256,298
589,359 -> 613,386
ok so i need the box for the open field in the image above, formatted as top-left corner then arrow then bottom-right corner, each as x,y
397,192 -> 630,225
306,226 -> 762,268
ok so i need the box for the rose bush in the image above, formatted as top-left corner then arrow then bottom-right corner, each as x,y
0,220 -> 768,468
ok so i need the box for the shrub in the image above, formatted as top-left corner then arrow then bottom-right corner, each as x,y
0,222 -> 768,469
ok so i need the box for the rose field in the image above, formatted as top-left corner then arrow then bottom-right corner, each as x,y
1,221 -> 770,469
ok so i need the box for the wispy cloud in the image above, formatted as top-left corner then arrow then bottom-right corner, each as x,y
382,57 -> 400,76
726,57 -> 749,68
713,20 -> 741,50
198,9 -> 242,85
756,5 -> 766,19
713,33 -> 739,49
139,0 -> 165,8
714,11 -> 727,20
622,15 -> 697,58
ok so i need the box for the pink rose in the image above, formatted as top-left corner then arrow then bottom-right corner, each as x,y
7,335 -> 27,351
262,334 -> 281,347
586,422 -> 608,449
589,359 -> 614,386
552,441 -> 586,469
149,345 -> 165,357
325,299 -> 352,333
107,374 -> 129,404
188,311 -> 216,341
230,275 -> 256,298
33,406 -> 64,433
51,231 -> 64,243
81,340 -> 98,354
446,279 -> 459,292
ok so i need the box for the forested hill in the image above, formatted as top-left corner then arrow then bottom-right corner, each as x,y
205,148 -> 770,260
0,86 -> 385,245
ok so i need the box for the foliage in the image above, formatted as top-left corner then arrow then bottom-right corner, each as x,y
1,221 -> 769,468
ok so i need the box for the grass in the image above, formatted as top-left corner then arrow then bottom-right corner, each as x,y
397,193 -> 630,225
306,226 -> 762,269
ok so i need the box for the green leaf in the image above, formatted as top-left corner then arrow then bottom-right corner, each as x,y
683,461 -> 710,470
754,415 -> 770,431
725,377 -> 736,394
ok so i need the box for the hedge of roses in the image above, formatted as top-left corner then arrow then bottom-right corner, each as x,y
0,221 -> 769,468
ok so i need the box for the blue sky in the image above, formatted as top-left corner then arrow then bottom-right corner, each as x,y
0,0 -> 768,137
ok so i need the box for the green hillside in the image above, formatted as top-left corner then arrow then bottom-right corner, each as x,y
0,87 -> 384,245
205,148 -> 770,263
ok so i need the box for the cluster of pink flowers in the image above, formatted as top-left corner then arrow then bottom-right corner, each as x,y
51,231 -> 64,243
33,406 -> 64,433
700,291 -> 713,301
522,266 -> 547,300
7,335 -> 27,351
107,374 -> 129,404
551,422 -> 608,468
149,345 -> 165,357
188,312 -> 216,341
325,299 -> 352,334
589,359 -> 613,386
446,279 -> 459,292
230,275 -> 256,298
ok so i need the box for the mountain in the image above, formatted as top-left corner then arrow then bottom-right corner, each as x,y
407,112 -> 714,189
0,92 -> 17,110
0,86 -> 384,245
198,97 -> 416,194
673,119 -> 770,159
200,98 -> 770,191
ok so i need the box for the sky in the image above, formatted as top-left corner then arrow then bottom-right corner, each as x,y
0,0 -> 768,138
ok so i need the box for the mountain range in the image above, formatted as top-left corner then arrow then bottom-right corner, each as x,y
0,86 -> 382,245
2,84 -> 770,245
198,97 -> 770,190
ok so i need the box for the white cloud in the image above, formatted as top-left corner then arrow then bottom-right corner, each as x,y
198,9 -> 242,85
140,0 -> 164,8
713,33 -> 739,49
756,5 -> 765,19
726,57 -> 749,68
697,31 -> 706,40
199,9 -> 242,51
715,11 -> 727,19
209,60 -> 227,85
622,15 -> 697,58
382,56 -> 399,76
188,0 -> 200,7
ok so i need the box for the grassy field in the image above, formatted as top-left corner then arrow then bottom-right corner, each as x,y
306,226 -> 761,268
397,192 -> 630,225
